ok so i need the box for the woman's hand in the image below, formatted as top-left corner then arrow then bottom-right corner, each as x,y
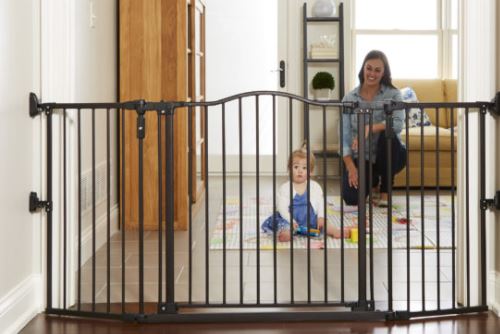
347,164 -> 358,189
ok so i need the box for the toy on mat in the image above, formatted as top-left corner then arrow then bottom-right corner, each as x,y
295,226 -> 320,237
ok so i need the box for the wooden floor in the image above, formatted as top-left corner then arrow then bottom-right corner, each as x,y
20,311 -> 500,334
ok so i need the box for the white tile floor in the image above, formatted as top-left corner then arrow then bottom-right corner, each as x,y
79,177 -> 459,312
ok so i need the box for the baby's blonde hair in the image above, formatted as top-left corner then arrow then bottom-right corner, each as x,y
287,144 -> 315,177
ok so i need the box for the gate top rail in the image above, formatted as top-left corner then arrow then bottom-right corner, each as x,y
29,91 -> 500,117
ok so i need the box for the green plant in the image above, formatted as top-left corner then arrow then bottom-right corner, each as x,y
312,71 -> 335,90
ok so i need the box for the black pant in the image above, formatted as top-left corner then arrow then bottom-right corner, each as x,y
342,132 -> 407,206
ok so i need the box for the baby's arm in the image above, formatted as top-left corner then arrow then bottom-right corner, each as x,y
277,182 -> 293,223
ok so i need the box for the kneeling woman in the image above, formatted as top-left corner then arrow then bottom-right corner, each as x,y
341,50 -> 407,207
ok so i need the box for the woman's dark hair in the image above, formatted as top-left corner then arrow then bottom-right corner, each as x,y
357,50 -> 396,89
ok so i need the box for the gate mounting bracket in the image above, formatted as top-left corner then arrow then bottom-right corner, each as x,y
489,91 -> 500,116
29,191 -> 52,213
480,190 -> 500,210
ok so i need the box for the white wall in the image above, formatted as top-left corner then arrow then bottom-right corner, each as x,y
0,1 -> 41,333
0,1 -> 117,332
460,0 -> 497,310
42,0 -> 118,309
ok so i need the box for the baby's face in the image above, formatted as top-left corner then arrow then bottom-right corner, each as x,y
291,158 -> 308,184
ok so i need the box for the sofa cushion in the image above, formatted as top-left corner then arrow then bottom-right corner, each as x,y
393,79 -> 449,128
401,126 -> 457,151
400,87 -> 432,127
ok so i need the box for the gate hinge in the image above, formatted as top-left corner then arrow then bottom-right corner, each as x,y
159,302 -> 178,314
29,192 -> 52,213
480,190 -> 500,210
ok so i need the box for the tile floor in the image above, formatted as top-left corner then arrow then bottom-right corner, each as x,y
78,176 -> 461,312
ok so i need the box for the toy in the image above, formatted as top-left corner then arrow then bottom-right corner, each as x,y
295,226 -> 320,237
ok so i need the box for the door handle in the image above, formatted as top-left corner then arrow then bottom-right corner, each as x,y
279,60 -> 285,88
270,61 -> 286,88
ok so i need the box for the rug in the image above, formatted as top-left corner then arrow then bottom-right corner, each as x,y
209,195 -> 455,250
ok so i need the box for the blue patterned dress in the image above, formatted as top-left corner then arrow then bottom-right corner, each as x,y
261,191 -> 318,233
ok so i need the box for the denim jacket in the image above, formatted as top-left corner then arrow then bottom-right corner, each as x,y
340,84 -> 405,162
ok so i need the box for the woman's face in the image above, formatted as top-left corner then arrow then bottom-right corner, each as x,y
363,58 -> 385,87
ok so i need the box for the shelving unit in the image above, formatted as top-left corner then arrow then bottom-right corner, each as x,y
302,2 -> 345,102
302,2 -> 345,177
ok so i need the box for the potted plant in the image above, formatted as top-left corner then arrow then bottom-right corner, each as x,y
312,71 -> 335,100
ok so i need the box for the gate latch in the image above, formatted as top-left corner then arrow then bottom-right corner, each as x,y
29,192 -> 52,213
480,190 -> 500,210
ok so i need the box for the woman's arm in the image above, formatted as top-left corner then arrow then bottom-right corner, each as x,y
343,155 -> 359,189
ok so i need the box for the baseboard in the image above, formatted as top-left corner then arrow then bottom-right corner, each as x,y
80,205 -> 119,265
489,271 -> 500,317
0,274 -> 42,334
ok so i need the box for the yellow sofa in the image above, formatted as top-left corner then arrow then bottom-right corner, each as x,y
393,79 -> 457,188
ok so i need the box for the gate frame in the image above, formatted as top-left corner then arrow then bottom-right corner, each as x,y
28,91 -> 500,323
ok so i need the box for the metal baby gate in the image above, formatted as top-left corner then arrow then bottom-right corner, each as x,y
29,91 -> 500,322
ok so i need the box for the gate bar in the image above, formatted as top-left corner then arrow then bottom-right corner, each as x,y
46,108 -> 53,310
479,107 -> 487,306
356,110 -> 367,308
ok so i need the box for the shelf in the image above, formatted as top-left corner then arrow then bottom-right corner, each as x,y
306,58 -> 340,63
306,17 -> 340,22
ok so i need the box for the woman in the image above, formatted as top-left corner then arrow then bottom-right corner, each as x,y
341,50 -> 406,206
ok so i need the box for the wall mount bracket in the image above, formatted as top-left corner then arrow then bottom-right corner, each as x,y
480,190 -> 500,211
29,191 -> 52,213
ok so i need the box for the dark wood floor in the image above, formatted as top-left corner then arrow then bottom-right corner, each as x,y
20,311 -> 500,334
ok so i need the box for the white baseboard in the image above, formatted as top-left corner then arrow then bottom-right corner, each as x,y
490,271 -> 500,317
0,274 -> 42,334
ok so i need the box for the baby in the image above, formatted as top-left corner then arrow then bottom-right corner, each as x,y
261,147 -> 350,242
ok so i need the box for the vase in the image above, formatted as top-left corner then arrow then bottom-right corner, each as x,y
312,0 -> 336,17
314,88 -> 332,101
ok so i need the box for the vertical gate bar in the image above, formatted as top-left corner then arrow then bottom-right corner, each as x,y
272,95 -> 277,304
158,110 -> 163,306
368,113 -> 374,304
289,98 -> 294,303
479,107 -> 486,306
420,108 -> 426,311
306,103 -> 311,303
164,107 -> 169,307
46,108 -> 53,310
450,107 -> 456,308
121,109 -> 126,313
92,108 -> 96,311
322,105 -> 328,303
204,105 -> 210,304
435,108 -> 441,310
166,107 -> 176,308
222,102 -> 227,304
340,105 -> 345,303
238,98 -> 244,304
357,111 -> 367,306
405,107 -> 410,311
465,108 -> 470,307
63,108 -> 67,309
137,109 -> 145,314
256,95 -> 261,304
77,108 -> 82,311
385,107 -> 393,311
106,108 -> 111,312
187,106 -> 193,304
